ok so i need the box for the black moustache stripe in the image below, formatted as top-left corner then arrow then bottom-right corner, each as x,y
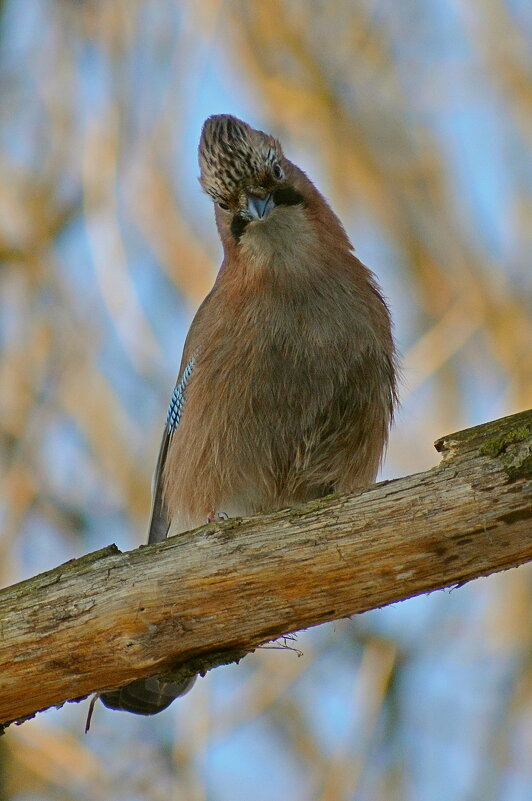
231,214 -> 250,240
272,186 -> 304,207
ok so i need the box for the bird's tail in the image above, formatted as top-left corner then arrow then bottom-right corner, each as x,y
94,673 -> 196,720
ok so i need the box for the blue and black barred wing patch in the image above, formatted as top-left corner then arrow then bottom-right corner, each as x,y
166,357 -> 195,432
147,356 -> 196,544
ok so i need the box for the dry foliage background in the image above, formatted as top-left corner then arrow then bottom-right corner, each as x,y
0,1 -> 531,800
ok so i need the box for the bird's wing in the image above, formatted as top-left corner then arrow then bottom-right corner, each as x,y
147,356 -> 196,544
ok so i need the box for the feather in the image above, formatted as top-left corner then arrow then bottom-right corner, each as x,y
147,357 -> 196,544
99,113 -> 398,717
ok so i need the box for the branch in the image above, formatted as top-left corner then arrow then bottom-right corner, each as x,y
1,409 -> 531,731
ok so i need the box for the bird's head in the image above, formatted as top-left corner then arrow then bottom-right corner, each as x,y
198,115 -> 309,254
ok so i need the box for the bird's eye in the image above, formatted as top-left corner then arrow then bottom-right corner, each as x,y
218,201 -> 230,211
272,163 -> 283,180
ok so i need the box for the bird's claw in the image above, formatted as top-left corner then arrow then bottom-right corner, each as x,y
206,511 -> 229,524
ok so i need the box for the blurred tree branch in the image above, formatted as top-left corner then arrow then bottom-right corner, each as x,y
1,408 -> 531,731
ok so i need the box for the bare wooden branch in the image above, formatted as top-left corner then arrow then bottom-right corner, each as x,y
1,409 -> 531,731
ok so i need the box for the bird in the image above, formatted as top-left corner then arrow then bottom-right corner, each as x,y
98,114 -> 397,717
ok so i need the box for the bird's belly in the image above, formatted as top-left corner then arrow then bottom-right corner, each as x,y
165,294 -> 390,528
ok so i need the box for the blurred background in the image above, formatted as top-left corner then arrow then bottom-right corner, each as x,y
0,1 -> 531,799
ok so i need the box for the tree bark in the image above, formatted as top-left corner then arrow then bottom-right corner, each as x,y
1,409 -> 531,731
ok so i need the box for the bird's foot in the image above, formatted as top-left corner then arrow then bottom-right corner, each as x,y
206,511 -> 228,524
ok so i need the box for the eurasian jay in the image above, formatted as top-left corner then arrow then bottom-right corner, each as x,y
99,114 -> 397,716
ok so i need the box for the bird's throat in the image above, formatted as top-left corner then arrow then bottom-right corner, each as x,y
238,205 -> 317,273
